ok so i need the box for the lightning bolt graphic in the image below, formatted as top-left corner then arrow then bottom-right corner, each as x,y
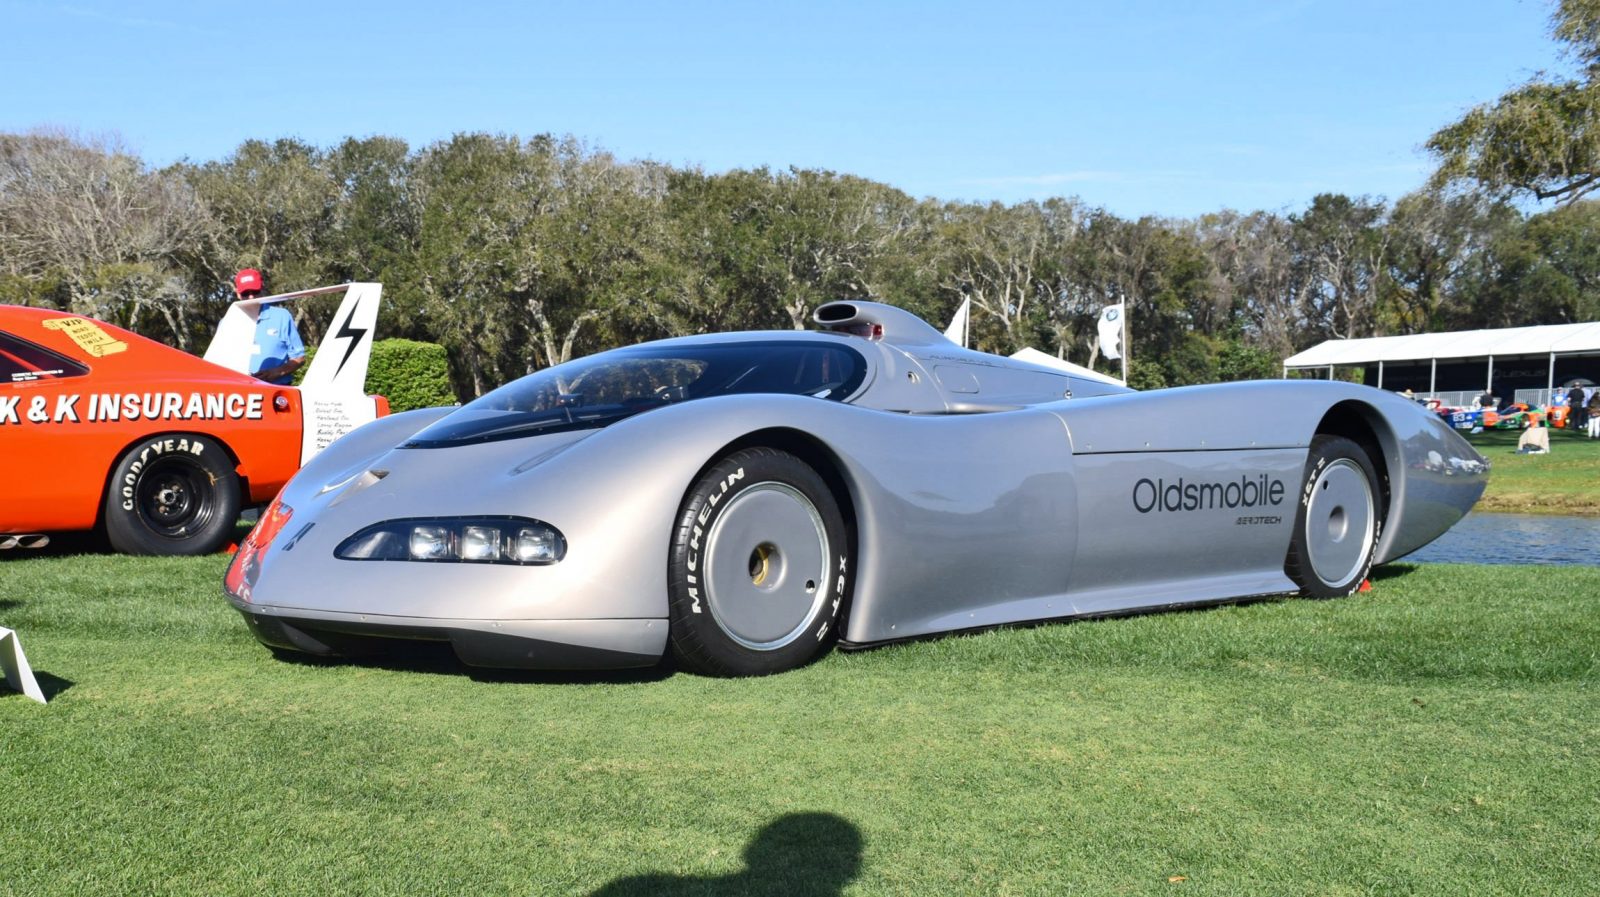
331,298 -> 368,380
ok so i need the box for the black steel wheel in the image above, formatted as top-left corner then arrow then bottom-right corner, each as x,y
104,434 -> 241,555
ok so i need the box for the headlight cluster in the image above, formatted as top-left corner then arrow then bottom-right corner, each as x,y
335,517 -> 566,565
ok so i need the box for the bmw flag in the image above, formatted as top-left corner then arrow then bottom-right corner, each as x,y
1098,304 -> 1124,360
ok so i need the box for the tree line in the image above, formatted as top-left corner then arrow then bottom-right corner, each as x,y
4,1 -> 1600,396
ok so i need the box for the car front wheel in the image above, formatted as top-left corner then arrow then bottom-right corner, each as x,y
1285,434 -> 1381,599
667,447 -> 851,676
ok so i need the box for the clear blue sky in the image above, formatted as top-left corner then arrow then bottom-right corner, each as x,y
0,0 -> 1571,218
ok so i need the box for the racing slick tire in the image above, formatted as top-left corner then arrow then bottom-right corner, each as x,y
1286,435 -> 1381,599
104,433 -> 241,556
668,447 -> 850,677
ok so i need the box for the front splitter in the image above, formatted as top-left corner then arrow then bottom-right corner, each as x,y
237,607 -> 667,670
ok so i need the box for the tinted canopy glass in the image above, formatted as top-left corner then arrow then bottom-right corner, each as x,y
405,340 -> 866,447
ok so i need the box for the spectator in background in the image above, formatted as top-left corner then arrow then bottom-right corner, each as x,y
234,268 -> 305,385
1570,384 -> 1589,433
1588,389 -> 1600,438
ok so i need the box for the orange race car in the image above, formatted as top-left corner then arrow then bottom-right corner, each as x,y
1,283 -> 387,555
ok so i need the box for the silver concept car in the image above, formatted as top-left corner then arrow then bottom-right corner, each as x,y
224,301 -> 1488,676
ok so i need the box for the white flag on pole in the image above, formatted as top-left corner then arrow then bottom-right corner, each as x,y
0,627 -> 46,704
943,298 -> 971,346
1097,304 -> 1124,360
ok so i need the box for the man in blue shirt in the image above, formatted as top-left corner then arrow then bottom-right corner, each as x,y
235,269 -> 305,384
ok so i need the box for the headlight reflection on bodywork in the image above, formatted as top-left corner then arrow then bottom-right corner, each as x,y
336,516 -> 566,565
224,495 -> 295,601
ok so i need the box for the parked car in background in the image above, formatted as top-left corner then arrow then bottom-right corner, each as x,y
1,284 -> 386,555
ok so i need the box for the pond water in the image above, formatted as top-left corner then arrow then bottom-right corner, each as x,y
1401,512 -> 1600,566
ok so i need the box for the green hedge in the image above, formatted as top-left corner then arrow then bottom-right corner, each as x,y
291,338 -> 456,412
365,339 -> 457,411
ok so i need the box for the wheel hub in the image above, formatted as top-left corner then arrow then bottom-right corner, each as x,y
138,465 -> 204,533
748,543 -> 778,587
704,482 -> 830,650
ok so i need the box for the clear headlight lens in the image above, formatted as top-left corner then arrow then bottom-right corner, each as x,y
409,525 -> 452,560
513,527 -> 559,563
460,525 -> 502,561
336,517 -> 565,565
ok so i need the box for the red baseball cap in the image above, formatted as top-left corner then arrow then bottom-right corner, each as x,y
234,269 -> 263,293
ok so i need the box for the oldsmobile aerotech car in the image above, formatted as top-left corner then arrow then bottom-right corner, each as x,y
225,301 -> 1488,676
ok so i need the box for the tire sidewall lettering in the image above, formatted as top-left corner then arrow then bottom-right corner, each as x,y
118,437 -> 207,511
1301,454 -> 1328,509
684,466 -> 748,614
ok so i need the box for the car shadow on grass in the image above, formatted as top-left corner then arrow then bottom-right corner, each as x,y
1371,563 -> 1422,583
0,519 -> 255,561
587,812 -> 863,897
264,642 -> 677,685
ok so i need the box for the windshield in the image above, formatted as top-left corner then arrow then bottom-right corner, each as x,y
405,339 -> 867,448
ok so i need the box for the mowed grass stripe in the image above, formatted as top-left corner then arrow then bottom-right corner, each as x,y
1,555 -> 1595,896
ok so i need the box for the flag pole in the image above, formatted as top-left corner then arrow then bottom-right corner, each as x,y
1121,301 -> 1128,385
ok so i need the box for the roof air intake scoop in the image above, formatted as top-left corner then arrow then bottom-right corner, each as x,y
813,300 -> 953,347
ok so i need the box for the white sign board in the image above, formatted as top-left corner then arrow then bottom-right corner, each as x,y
301,393 -> 382,465
0,627 -> 46,704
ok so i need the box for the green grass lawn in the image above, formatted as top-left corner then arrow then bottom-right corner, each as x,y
1464,427 -> 1600,515
2,554 -> 1596,896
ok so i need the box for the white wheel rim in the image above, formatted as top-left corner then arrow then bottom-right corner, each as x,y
702,482 -> 830,651
1305,458 -> 1376,588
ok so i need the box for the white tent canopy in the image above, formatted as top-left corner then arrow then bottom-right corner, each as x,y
1283,321 -> 1600,393
1285,322 -> 1600,368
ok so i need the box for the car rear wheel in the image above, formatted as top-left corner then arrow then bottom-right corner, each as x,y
104,434 -> 241,556
667,447 -> 850,676
1286,435 -> 1381,599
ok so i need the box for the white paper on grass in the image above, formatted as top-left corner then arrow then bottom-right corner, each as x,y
0,626 -> 46,703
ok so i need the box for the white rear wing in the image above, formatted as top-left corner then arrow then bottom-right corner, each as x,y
202,282 -> 387,464
203,282 -> 382,393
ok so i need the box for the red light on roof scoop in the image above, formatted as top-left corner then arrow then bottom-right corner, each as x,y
840,322 -> 884,340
